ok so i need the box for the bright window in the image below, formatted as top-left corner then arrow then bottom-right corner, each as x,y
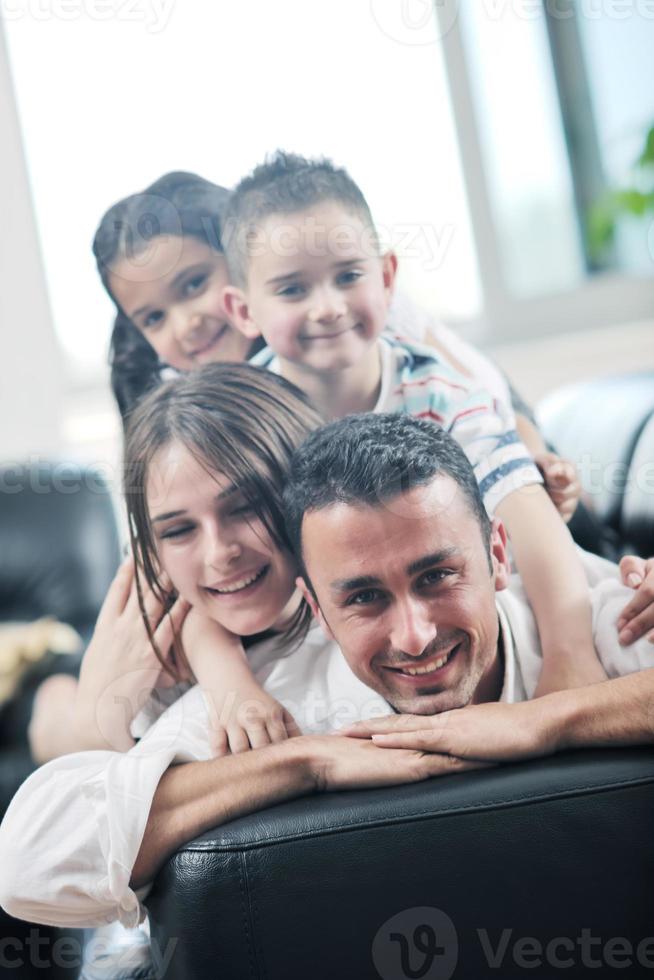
4,0 -> 481,373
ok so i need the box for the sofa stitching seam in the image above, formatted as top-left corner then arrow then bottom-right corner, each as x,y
183,772 -> 654,852
238,850 -> 258,978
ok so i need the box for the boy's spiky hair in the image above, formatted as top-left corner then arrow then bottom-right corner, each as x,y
221,150 -> 379,286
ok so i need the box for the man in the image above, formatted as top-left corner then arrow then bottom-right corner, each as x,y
284,412 -> 654,756
0,414 -> 652,936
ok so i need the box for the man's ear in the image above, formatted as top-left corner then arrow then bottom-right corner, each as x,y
489,517 -> 511,593
222,285 -> 261,340
296,575 -> 334,640
381,250 -> 398,301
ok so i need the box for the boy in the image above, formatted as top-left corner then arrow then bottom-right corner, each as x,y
222,152 -> 605,696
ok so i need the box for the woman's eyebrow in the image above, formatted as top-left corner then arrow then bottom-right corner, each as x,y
151,485 -> 238,523
152,509 -> 186,524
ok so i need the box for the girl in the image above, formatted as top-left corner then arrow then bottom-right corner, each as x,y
92,171 -> 261,420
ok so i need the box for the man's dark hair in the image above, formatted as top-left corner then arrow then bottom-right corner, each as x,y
222,150 -> 379,286
283,413 -> 493,589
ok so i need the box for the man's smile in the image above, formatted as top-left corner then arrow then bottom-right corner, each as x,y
381,639 -> 464,683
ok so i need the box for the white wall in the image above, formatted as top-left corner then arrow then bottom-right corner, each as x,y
0,15 -> 66,463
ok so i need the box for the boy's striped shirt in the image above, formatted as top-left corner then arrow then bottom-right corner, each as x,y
251,332 -> 542,515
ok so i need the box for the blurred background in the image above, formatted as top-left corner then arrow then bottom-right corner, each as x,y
1,0 -> 653,488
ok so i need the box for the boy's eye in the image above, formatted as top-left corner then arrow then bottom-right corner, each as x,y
276,283 -> 306,299
142,310 -> 164,329
183,273 -> 207,297
336,269 -> 363,286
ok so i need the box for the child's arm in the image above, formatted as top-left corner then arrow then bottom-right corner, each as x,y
423,320 -> 582,524
515,415 -> 581,524
181,610 -> 299,754
495,484 -> 607,695
443,381 -> 602,696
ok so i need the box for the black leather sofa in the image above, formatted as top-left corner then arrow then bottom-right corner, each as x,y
0,463 -> 120,980
145,372 -> 654,980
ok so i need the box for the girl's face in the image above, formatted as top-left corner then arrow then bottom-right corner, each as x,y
109,235 -> 253,371
146,440 -> 298,635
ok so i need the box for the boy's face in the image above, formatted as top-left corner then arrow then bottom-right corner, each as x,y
225,200 -> 397,373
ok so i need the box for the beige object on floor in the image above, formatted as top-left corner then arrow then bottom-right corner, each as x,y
0,619 -> 81,703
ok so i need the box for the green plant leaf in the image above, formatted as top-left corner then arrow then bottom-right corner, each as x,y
614,189 -> 650,216
637,125 -> 654,168
587,194 -> 616,257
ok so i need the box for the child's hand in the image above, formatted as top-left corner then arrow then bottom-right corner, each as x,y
617,555 -> 654,645
534,450 -> 581,523
180,610 -> 301,755
208,689 -> 301,756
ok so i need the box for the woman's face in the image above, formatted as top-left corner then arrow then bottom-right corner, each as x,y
146,440 -> 298,635
109,235 -> 253,371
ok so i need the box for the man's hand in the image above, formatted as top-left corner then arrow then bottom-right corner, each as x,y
302,733 -> 489,791
617,556 -> 654,645
338,699 -> 561,763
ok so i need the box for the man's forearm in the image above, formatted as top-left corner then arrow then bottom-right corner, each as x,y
550,668 -> 654,753
131,740 -> 315,888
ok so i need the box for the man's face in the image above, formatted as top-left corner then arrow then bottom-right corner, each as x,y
299,476 -> 511,715
225,200 -> 396,375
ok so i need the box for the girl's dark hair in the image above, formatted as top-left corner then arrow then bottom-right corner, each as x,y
92,171 -> 232,421
124,362 -> 323,679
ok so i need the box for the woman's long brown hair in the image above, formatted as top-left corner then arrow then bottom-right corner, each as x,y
123,362 -> 323,681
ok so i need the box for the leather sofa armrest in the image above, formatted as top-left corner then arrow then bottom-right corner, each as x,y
147,747 -> 654,979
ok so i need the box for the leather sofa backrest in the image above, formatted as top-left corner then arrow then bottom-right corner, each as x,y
0,462 -> 121,636
537,372 -> 654,556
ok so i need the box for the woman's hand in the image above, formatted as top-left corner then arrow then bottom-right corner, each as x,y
617,555 -> 654,645
534,450 -> 581,524
74,558 -> 191,751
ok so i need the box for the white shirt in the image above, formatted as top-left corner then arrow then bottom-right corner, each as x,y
0,552 -> 650,933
